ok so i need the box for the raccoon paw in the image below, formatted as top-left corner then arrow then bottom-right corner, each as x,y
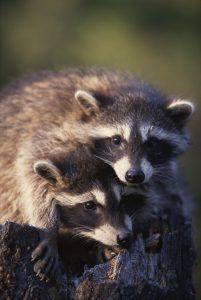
103,248 -> 117,261
32,238 -> 59,280
98,247 -> 120,263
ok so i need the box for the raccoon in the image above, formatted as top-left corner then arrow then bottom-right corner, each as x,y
0,68 -> 193,273
1,143 -> 133,279
74,77 -> 194,218
73,71 -> 194,218
88,92 -> 194,217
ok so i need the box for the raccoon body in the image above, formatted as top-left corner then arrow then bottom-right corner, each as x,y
0,68 -> 193,221
90,90 -> 194,217
0,68 -> 165,224
0,68 -> 194,276
2,140 -> 133,278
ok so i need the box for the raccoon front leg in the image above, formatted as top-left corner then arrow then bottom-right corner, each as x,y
30,159 -> 68,280
32,231 -> 58,281
97,245 -> 124,263
31,200 -> 60,281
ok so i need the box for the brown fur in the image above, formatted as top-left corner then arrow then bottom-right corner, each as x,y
0,68 -> 141,226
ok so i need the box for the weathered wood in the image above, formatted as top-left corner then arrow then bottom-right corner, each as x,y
0,222 -> 69,299
0,217 -> 195,300
75,220 -> 195,300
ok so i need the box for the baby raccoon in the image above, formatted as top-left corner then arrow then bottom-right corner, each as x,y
74,79 -> 194,217
88,95 -> 194,216
80,90 -> 194,185
33,158 -> 132,279
73,71 -> 194,217
2,145 -> 133,279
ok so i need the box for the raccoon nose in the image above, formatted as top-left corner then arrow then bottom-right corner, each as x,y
117,234 -> 132,249
125,169 -> 145,184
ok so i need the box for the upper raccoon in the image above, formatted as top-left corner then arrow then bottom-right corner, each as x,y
73,72 -> 194,216
86,93 -> 194,186
0,68 -> 193,190
77,79 -> 194,216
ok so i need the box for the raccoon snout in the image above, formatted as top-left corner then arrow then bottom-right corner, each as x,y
117,233 -> 132,249
125,169 -> 145,184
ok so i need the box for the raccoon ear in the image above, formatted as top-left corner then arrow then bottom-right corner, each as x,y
167,99 -> 194,128
33,160 -> 64,186
75,90 -> 100,116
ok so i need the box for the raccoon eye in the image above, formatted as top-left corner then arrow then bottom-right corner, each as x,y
145,137 -> 173,164
84,201 -> 97,211
111,135 -> 122,146
146,137 -> 161,151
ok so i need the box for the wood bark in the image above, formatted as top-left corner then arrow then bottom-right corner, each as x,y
0,216 -> 195,300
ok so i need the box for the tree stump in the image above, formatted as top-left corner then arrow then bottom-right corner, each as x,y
0,216 -> 196,300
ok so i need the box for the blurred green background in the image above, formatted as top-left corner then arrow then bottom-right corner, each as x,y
0,0 -> 200,295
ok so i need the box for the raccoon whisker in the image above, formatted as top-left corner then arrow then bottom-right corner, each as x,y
72,229 -> 92,239
73,235 -> 91,245
131,216 -> 135,221
154,165 -> 170,172
73,233 -> 99,246
121,188 -> 145,197
73,233 -> 91,241
74,225 -> 93,232
91,240 -> 101,247
130,207 -> 145,220
154,167 -> 167,172
68,224 -> 93,236
155,170 -> 173,177
94,155 -> 112,166
130,215 -> 136,221
112,176 -> 118,183
130,212 -> 138,220
132,209 -> 149,222
71,232 -> 83,238
155,163 -> 167,168
153,167 -> 172,178
153,172 -> 173,183
77,236 -> 96,246
154,173 -> 172,179
130,208 -> 136,216
153,172 -> 170,179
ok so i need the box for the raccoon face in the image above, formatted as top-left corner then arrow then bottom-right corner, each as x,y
75,90 -> 194,185
34,159 -> 132,249
58,182 -> 132,249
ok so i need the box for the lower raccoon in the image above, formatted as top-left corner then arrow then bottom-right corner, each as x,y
1,144 -> 133,279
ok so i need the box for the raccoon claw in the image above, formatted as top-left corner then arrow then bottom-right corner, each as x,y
32,239 -> 48,261
44,256 -> 58,278
32,238 -> 58,280
98,247 -> 120,263
103,248 -> 117,261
